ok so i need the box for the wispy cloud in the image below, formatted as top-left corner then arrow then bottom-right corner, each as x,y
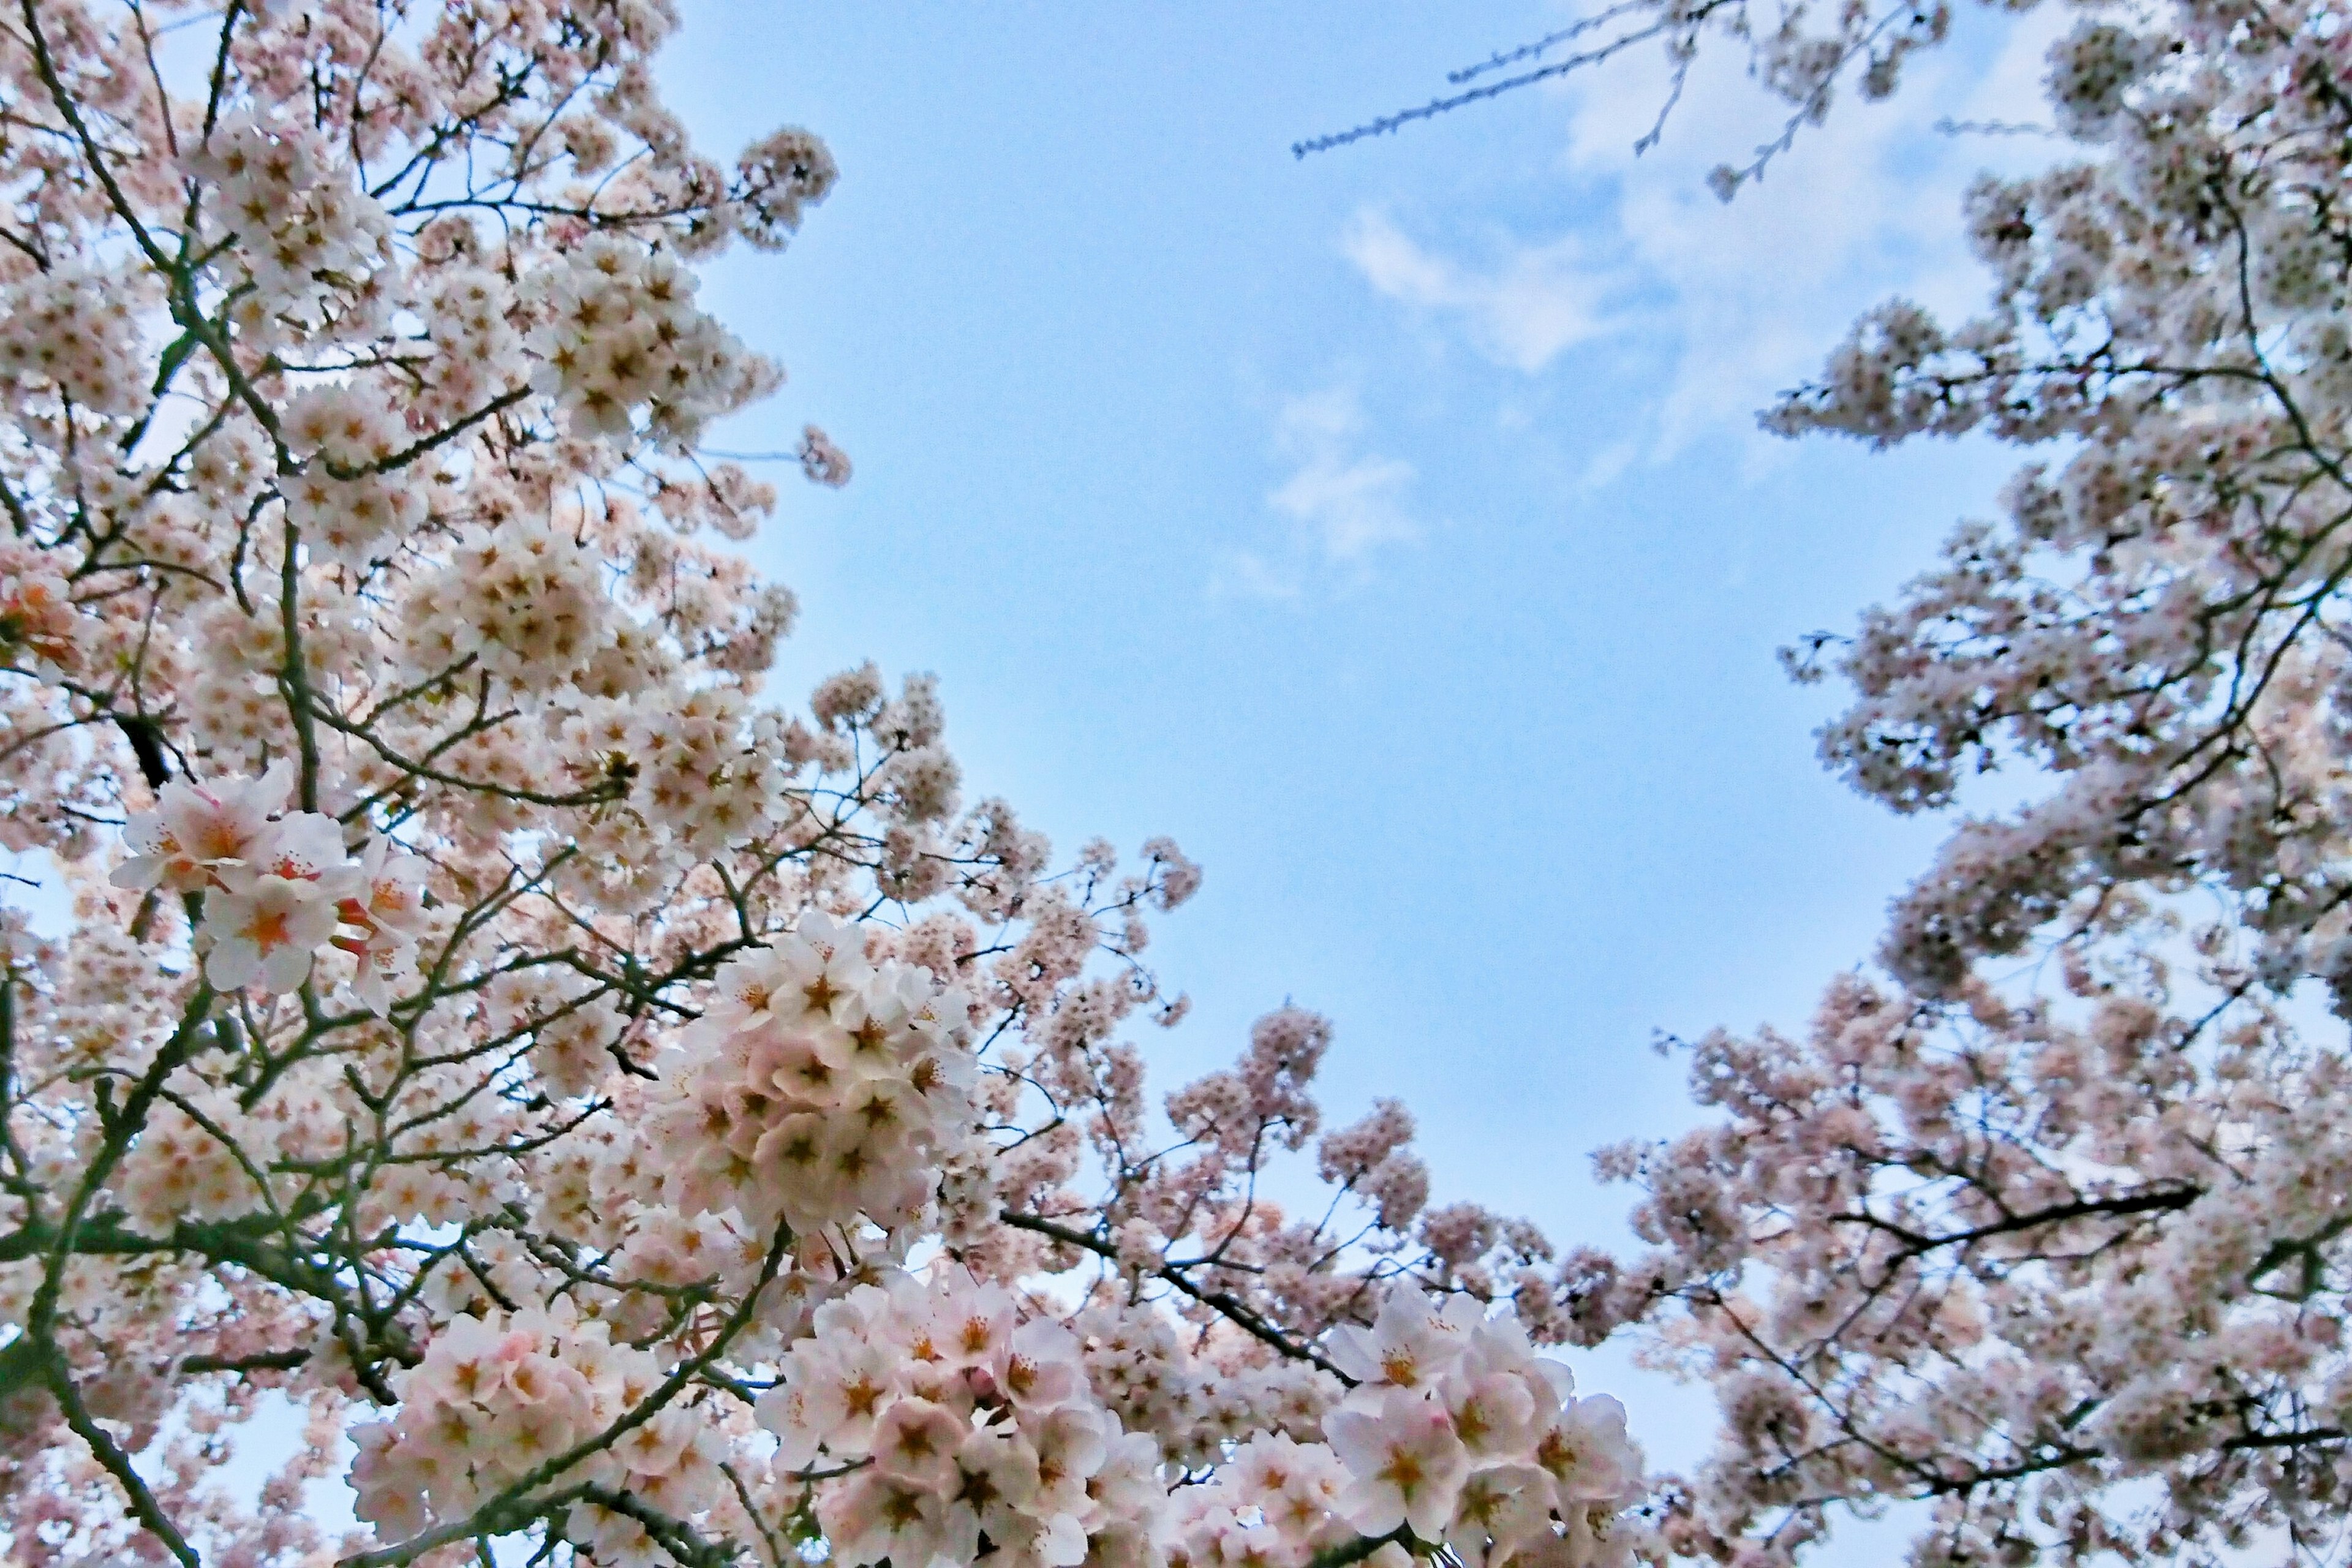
1268,385 -> 1419,562
1218,384 -> 1422,601
1341,15 -> 2069,471
1343,211 -> 1622,374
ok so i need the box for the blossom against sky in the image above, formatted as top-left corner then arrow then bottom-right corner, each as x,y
662,0 -> 2049,1250
15,0 -> 2331,1558
0,6 -> 2056,1522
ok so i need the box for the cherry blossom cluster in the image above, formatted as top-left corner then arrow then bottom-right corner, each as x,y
0,536 -> 82,684
1522,0 -> 2352,1560
522,235 -> 777,449
401,518 -> 616,691
190,115 -> 395,340
750,1272 -> 1644,1568
112,761 -> 426,1004
644,919 -> 980,1239
756,1268 -> 1153,1568
1069,1297 -> 1336,1471
349,1305 -> 711,1551
1170,1289 -> 1644,1568
276,382 -> 429,570
0,265 -> 150,420
0,6 -> 1654,1568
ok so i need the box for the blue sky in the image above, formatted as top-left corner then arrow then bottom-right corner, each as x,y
658,0 -> 2066,1509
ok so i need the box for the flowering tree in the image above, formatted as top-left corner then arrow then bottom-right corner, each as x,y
1423,0 -> 2352,1564
0,4 -> 1650,1567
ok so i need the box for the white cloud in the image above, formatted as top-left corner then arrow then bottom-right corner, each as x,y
1268,385 -> 1419,562
1342,12 -> 2072,471
1217,383 -> 1422,601
1344,211 -> 1621,374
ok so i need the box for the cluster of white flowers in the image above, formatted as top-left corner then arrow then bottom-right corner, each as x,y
281,382 -> 428,568
760,1269 -> 1160,1568
112,763 -> 426,1007
647,916 -> 979,1239
487,965 -> 635,1100
112,1084 -> 279,1235
524,235 -> 779,448
0,266 -> 148,418
402,517 -> 612,690
1072,1300 -> 1337,1469
1174,1291 -> 1643,1568
0,537 -> 83,681
0,7 -> 1666,1567
189,116 -> 394,337
2043,20 -> 2160,140
351,1303 -> 723,1562
420,263 -> 530,418
799,423 -> 854,487
562,686 -> 793,860
734,127 -> 842,246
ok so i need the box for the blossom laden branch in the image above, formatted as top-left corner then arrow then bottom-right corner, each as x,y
0,12 -> 1644,1567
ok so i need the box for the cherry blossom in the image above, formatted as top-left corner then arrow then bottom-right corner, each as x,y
0,7 -> 1652,1568
1453,0 -> 2352,1560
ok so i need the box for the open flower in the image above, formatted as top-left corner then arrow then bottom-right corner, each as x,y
203,873 -> 340,992
115,762 -> 293,892
1329,1285 -> 1477,1403
1326,1389 -> 1472,1541
218,808 -> 352,892
872,1397 -> 970,1492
